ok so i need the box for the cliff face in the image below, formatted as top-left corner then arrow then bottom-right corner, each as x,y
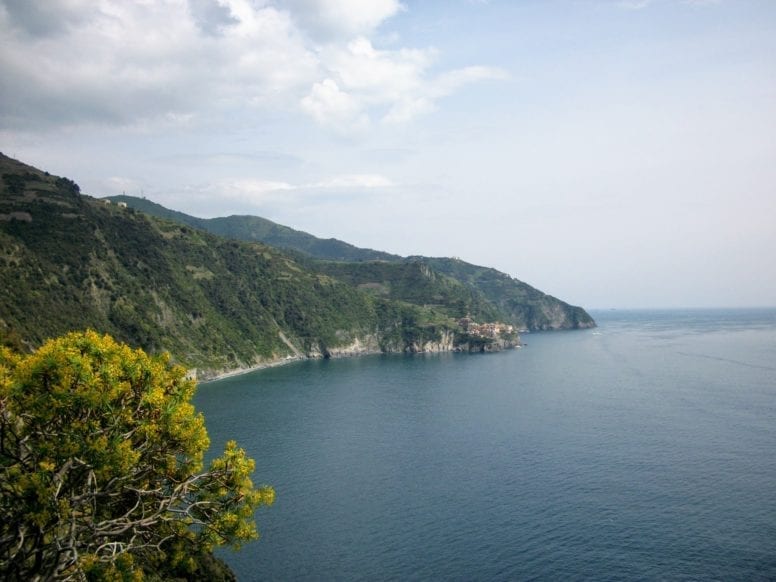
196,330 -> 523,380
455,337 -> 520,353
403,329 -> 457,353
285,328 -> 520,359
310,328 -> 523,360
525,301 -> 596,331
310,334 -> 382,358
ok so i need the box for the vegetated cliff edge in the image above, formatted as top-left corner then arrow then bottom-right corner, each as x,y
420,257 -> 595,331
109,195 -> 596,332
0,154 -> 528,379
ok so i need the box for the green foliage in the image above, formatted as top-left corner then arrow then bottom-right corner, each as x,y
0,152 -> 593,379
0,154 -> 382,372
108,195 -> 397,262
0,331 -> 273,581
3,173 -> 27,195
109,193 -> 595,331
54,177 -> 80,195
421,257 -> 596,330
314,259 -> 502,323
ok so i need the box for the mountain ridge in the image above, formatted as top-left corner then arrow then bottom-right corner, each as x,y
107,195 -> 399,262
107,195 -> 596,332
1,154 -> 530,378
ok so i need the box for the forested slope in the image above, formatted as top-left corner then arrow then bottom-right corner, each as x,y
111,195 -> 595,331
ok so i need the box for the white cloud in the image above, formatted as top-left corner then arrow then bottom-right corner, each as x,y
0,0 -> 317,128
379,64 -> 507,123
173,171 -> 394,213
304,37 -> 508,129
300,78 -> 369,131
284,0 -> 404,41
219,173 -> 394,194
172,178 -> 296,214
325,37 -> 433,97
0,0 -> 504,133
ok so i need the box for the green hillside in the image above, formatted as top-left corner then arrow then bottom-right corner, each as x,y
0,154 -> 502,376
0,153 -> 593,378
110,195 -> 595,331
421,257 -> 596,330
314,259 -> 501,322
108,195 -> 398,262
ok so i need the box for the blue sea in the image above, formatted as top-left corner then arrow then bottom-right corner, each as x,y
195,309 -> 776,580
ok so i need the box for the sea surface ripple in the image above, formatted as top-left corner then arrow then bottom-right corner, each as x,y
195,308 -> 776,580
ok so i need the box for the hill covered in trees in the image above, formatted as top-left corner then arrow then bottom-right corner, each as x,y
108,196 -> 595,332
108,194 -> 398,262
1,154 -> 593,377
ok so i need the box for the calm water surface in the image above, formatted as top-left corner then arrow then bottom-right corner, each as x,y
195,309 -> 776,580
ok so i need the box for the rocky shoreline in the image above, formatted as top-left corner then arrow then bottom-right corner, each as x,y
197,333 -> 522,383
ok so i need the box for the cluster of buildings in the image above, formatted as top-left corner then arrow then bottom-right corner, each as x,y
457,317 -> 514,338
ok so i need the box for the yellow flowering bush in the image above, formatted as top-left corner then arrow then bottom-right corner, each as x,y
0,331 -> 273,580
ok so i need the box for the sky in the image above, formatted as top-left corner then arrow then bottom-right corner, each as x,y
1,0 -> 775,309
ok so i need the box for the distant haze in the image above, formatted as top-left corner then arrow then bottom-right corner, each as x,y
1,0 -> 774,308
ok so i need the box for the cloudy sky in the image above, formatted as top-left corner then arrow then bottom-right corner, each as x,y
1,0 -> 775,308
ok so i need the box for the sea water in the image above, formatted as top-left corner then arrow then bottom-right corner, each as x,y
195,309 -> 776,580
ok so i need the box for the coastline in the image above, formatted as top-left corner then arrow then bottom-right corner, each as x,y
197,355 -> 307,383
197,335 -> 524,383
